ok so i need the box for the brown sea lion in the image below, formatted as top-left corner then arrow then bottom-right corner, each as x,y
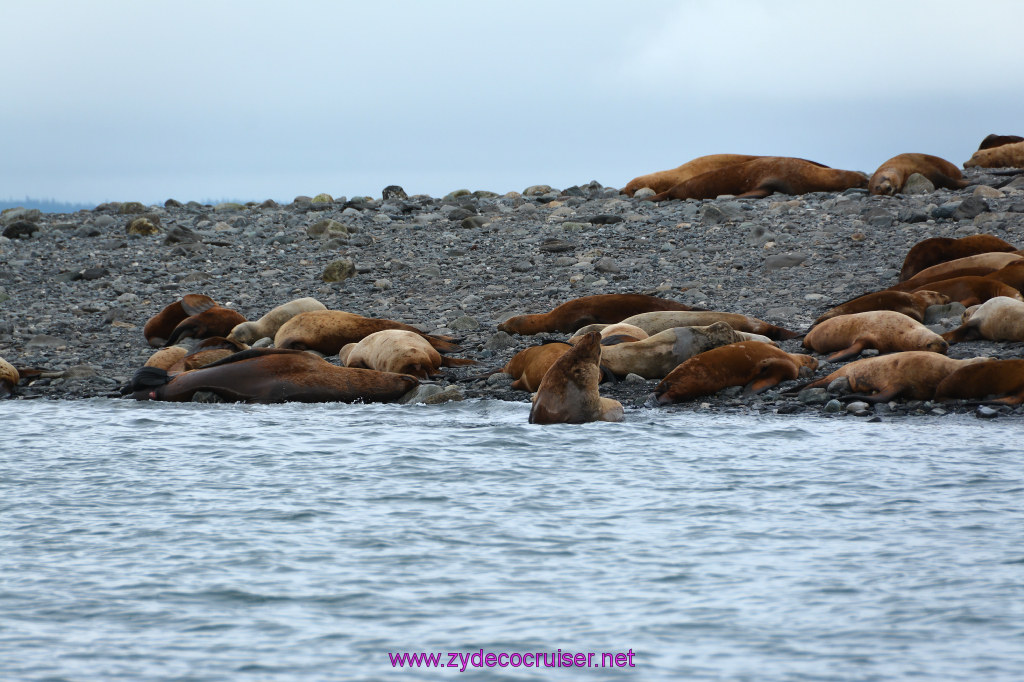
599,322 -> 750,379
528,332 -> 623,424
654,341 -> 817,404
796,352 -> 992,403
935,359 -> 1024,405
501,342 -> 572,392
650,157 -> 867,201
910,276 -> 1023,307
618,310 -> 800,341
174,337 -> 251,372
811,290 -> 950,328
868,153 -> 969,195
0,357 -> 19,398
890,252 -> 1024,292
497,294 -> 698,335
143,294 -> 217,347
942,296 -> 1024,343
164,306 -> 247,347
227,297 -> 328,344
621,154 -> 763,196
984,261 -> 1024,293
802,311 -> 947,362
899,234 -> 1016,282
275,310 -> 460,355
143,346 -> 189,371
964,140 -> 1024,169
978,134 -> 1024,150
128,348 -> 418,403
338,329 -> 475,379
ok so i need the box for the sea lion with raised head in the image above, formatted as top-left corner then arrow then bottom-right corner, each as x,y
964,140 -> 1024,169
869,153 -> 969,195
810,290 -> 950,328
164,306 -> 247,347
497,294 -> 698,335
621,154 -> 763,196
528,332 -> 623,424
275,310 -> 460,355
942,296 -> 1024,343
227,297 -> 328,344
653,341 -> 817,404
899,234 -> 1016,282
935,359 -> 1024,405
649,157 -> 867,201
128,348 -> 418,404
143,294 -> 217,347
618,311 -> 800,341
338,329 -> 476,379
802,311 -> 948,362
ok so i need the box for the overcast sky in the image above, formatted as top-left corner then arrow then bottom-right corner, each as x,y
3,0 -> 1023,204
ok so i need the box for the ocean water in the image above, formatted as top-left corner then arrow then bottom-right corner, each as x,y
1,399 -> 1022,681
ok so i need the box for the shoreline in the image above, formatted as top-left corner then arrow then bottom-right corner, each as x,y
2,169 -> 1024,419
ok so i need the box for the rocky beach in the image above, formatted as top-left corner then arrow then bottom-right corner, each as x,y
2,168 -> 1024,418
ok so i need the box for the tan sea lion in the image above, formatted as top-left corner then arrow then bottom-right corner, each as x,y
599,322 -> 750,379
869,153 -> 969,195
127,348 -> 418,403
164,306 -> 247,346
964,140 -> 1024,168
978,134 -> 1024,150
497,294 -> 698,335
174,337 -> 251,372
650,157 -> 867,201
890,252 -> 1024,292
942,296 -> 1024,343
528,332 -> 623,424
0,357 -> 19,398
338,329 -> 475,379
802,311 -> 947,362
501,342 -> 572,392
811,290 -> 949,328
654,341 -> 817,404
227,297 -> 328,344
935,359 -> 1024,405
618,311 -> 800,341
899,234 -> 1016,282
275,310 -> 460,355
910,276 -> 1023,307
143,346 -> 189,371
621,154 -> 763,196
796,352 -> 992,403
143,294 -> 217,347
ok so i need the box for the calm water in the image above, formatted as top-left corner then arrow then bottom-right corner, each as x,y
1,400 -> 1022,681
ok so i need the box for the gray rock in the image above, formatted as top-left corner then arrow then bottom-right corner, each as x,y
623,373 -> 646,385
382,185 -> 407,200
633,188 -> 656,199
594,257 -> 620,274
191,390 -> 226,403
322,259 -> 356,282
902,173 -> 935,194
2,220 -> 39,239
399,384 -> 445,404
823,399 -> 843,413
484,331 -> 517,351
827,376 -> 851,395
975,405 -> 999,419
27,334 -> 68,348
846,401 -> 870,414
953,196 -> 989,220
307,219 -> 349,239
764,253 -> 807,271
461,216 -> 488,229
798,387 -> 829,404
449,315 -> 480,331
923,302 -> 966,325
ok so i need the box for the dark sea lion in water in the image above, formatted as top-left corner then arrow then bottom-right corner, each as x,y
128,348 -> 418,403
143,294 -> 217,347
497,294 -> 698,335
649,157 -> 866,201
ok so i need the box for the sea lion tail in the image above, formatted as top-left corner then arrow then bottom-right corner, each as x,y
126,366 -> 173,395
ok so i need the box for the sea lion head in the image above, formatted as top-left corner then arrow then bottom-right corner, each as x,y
869,170 -> 899,196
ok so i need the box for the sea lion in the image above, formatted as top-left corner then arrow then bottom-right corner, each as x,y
935,359 -> 1024,405
128,348 -> 418,404
595,322 -> 649,341
143,294 -> 217,347
0,357 -> 19,398
164,306 -> 247,346
942,296 -> 1024,343
501,342 -> 572,392
868,153 -> 969,195
338,329 -> 475,379
649,157 -> 867,201
984,261 -> 1024,293
964,140 -> 1024,169
528,332 -> 623,424
795,352 -> 992,403
890,252 -> 1024,292
802,311 -> 947,362
899,234 -> 1016,282
978,134 -> 1024,150
599,322 -> 751,379
497,294 -> 698,335
811,290 -> 949,328
274,310 -> 460,355
621,154 -> 763,196
227,297 -> 328,344
173,337 -> 251,372
910,276 -> 1023,307
653,341 -> 817,404
143,345 -> 189,371
617,311 -> 800,341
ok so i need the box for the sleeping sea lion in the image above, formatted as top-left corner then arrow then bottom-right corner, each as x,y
227,297 -> 328,344
802,311 -> 947,362
964,140 -> 1024,169
338,329 -> 475,379
528,332 -> 623,424
598,322 -> 751,379
869,153 -> 969,195
978,134 -> 1024,150
653,342 -> 817,404
497,294 -> 698,335
935,359 -> 1024,405
649,157 -> 867,201
942,296 -> 1024,343
128,348 -> 418,403
275,310 -> 460,355
621,154 -> 763,196
889,252 -> 1024,292
0,357 -> 19,398
164,306 -> 247,347
810,290 -> 950,328
910,276 -> 1023,307
617,311 -> 800,341
899,234 -> 1016,282
143,294 -> 217,347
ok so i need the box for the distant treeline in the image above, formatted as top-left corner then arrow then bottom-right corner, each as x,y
0,197 -> 96,213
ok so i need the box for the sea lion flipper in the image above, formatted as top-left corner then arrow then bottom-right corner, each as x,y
826,341 -> 866,363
